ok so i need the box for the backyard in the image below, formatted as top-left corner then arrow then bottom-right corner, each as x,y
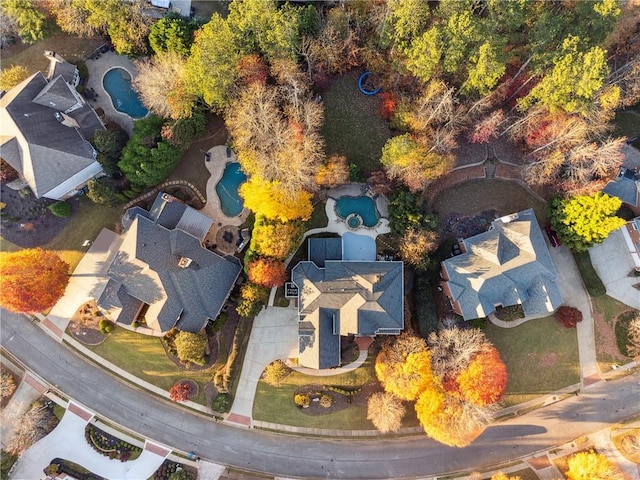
321,71 -> 392,175
484,317 -> 581,407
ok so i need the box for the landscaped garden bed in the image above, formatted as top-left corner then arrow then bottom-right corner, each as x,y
85,424 -> 142,461
152,459 -> 196,480
67,301 -> 109,345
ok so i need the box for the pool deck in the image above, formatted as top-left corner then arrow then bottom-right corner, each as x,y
201,146 -> 250,255
312,183 -> 391,240
85,51 -> 140,136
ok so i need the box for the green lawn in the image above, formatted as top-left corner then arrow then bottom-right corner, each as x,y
572,251 -> 606,297
612,105 -> 640,149
591,295 -> 634,371
0,198 -> 121,271
83,327 -> 214,406
432,178 -> 548,224
484,316 -> 580,407
253,352 -> 420,430
0,33 -> 103,73
321,71 -> 392,175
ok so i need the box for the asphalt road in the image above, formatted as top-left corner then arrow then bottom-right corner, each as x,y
2,310 -> 639,479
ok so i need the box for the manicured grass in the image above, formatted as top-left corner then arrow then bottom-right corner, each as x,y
582,292 -> 629,371
45,198 -> 122,271
0,198 -> 121,271
84,327 -> 214,405
484,316 -> 580,407
306,201 -> 329,230
321,71 -> 392,175
253,352 -> 420,430
572,251 -> 606,297
0,34 -> 103,73
432,178 -> 548,224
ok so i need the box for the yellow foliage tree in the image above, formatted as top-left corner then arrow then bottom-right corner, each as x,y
376,350 -> 435,401
0,65 -> 29,91
240,177 -> 313,222
251,217 -> 303,259
566,451 -> 625,480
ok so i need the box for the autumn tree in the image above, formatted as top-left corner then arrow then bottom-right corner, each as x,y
381,134 -> 455,192
0,249 -> 69,313
548,193 -> 625,252
247,258 -> 287,288
566,450 -> 625,480
0,0 -> 52,43
0,372 -> 16,400
262,360 -> 289,387
367,392 -> 406,434
240,178 -> 313,222
236,282 -> 268,317
134,52 -> 195,120
169,381 -> 191,402
399,228 -> 439,271
427,327 -> 489,378
6,400 -> 58,456
0,65 -> 29,91
316,154 -> 349,188
173,331 -> 207,366
185,14 -> 242,111
237,54 -> 269,87
455,346 -> 508,406
251,217 -> 303,260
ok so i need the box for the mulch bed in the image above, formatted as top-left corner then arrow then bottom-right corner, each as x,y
293,382 -> 382,416
441,209 -> 497,240
0,184 -> 79,247
67,300 -> 108,346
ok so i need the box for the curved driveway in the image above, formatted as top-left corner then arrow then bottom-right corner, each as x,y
2,310 -> 639,479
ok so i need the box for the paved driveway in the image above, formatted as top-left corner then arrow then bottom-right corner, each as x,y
227,306 -> 299,427
589,228 -> 640,310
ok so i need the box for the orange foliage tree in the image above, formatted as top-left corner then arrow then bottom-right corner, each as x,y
455,346 -> 508,406
240,178 -> 313,222
315,154 -> 349,188
566,450 -> 625,480
0,248 -> 69,313
247,258 -> 287,288
251,217 -> 303,260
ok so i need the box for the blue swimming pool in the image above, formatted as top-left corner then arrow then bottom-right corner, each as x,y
335,195 -> 380,228
216,162 -> 247,217
102,68 -> 148,119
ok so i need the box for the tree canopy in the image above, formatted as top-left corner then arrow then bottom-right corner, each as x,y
0,249 -> 69,313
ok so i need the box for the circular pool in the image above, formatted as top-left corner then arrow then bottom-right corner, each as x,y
347,214 -> 363,229
102,68 -> 148,119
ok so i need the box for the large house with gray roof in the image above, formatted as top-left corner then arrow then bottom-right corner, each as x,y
441,209 -> 562,321
292,237 -> 404,369
0,51 -> 104,200
603,166 -> 640,215
97,193 -> 242,334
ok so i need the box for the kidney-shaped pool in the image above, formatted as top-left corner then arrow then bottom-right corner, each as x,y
102,68 -> 148,119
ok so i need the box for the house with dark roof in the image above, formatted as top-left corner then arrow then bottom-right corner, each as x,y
621,217 -> 640,272
441,209 -> 562,320
292,237 -> 404,369
97,193 -> 242,334
603,167 -> 640,215
0,52 -> 104,200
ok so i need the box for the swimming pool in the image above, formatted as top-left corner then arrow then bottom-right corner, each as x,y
216,162 -> 247,217
335,195 -> 380,228
102,68 -> 148,119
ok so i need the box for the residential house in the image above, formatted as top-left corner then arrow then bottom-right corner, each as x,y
292,237 -> 404,369
602,166 -> 640,215
441,209 -> 563,320
0,51 -> 104,200
620,217 -> 640,272
97,193 -> 242,334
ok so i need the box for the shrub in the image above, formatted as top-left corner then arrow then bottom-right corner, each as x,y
0,373 -> 16,400
262,360 -> 289,387
294,393 -> 311,407
367,392 -> 405,433
169,381 -> 191,402
557,306 -> 583,328
206,313 -> 227,334
211,393 -> 230,413
319,394 -> 333,408
99,319 -> 115,334
173,331 -> 207,365
169,469 -> 194,480
617,311 -> 640,357
48,201 -> 71,218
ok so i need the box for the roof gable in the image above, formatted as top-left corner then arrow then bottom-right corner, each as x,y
32,75 -> 79,111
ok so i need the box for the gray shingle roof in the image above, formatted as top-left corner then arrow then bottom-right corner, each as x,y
46,51 -> 78,84
292,247 -> 404,369
0,71 -> 104,198
99,195 -> 241,333
602,167 -> 640,207
443,209 -> 562,320
308,237 -> 342,267
32,76 -> 79,112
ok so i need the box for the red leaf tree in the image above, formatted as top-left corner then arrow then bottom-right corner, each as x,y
557,306 -> 583,328
247,258 -> 287,288
0,248 -> 69,313
169,381 -> 191,402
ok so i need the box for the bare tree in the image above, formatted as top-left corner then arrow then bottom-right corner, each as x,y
367,392 -> 406,433
400,228 -> 439,270
427,327 -> 488,378
0,372 -> 16,401
627,313 -> 640,358
6,400 -> 58,456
